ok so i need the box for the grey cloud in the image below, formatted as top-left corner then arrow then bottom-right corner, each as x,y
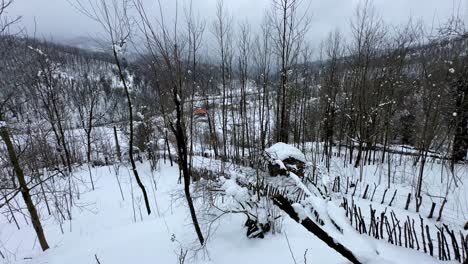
8,0 -> 466,49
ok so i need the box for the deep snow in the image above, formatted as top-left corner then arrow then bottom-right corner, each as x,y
0,157 -> 455,264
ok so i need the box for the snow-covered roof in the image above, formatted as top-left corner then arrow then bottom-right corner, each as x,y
265,143 -> 306,163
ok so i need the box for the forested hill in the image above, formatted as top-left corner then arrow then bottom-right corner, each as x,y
1,0 -> 467,263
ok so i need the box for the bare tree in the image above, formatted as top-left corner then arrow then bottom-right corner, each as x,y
320,30 -> 344,171
439,13 -> 468,165
269,0 -> 310,143
0,113 -> 50,251
211,0 -> 233,158
134,0 -> 205,245
70,65 -> 102,165
237,21 -> 251,159
253,17 -> 273,150
0,0 -> 20,34
30,46 -> 74,173
0,0 -> 49,251
75,0 -> 152,214
185,1 -> 206,176
347,0 -> 386,169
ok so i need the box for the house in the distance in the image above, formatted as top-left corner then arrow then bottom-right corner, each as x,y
193,108 -> 208,121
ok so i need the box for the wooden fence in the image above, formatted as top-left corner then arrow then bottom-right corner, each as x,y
242,178 -> 467,263
342,197 -> 467,263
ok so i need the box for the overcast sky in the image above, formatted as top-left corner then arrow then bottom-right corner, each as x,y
6,0 -> 467,52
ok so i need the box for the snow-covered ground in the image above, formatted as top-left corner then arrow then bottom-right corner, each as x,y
2,156 -> 457,264
0,160 -> 342,264
1,117 -> 465,264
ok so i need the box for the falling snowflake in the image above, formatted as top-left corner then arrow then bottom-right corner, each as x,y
449,68 -> 455,74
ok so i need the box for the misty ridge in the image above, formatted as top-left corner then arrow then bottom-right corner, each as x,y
0,0 -> 467,264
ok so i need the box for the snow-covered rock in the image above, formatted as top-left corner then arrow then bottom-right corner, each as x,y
266,143 -> 306,163
266,143 -> 306,176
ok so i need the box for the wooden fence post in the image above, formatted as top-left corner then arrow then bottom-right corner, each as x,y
428,202 -> 436,219
405,193 -> 411,210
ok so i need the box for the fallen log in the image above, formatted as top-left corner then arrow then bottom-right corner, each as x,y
272,195 -> 362,264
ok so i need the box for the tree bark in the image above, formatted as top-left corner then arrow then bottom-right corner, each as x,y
170,86 -> 205,246
272,195 -> 362,264
113,126 -> 121,162
451,70 -> 467,163
113,48 -> 151,215
0,117 -> 49,251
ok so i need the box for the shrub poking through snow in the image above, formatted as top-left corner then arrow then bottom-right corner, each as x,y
220,175 -> 281,238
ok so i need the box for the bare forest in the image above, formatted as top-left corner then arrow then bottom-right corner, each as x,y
0,0 -> 467,263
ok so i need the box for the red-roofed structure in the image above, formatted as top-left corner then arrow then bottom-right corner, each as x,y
194,108 -> 208,116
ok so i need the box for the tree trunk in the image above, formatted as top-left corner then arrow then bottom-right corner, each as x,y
0,119 -> 49,251
51,97 -> 72,173
452,73 -> 467,163
171,86 -> 205,246
114,126 -> 122,162
272,195 -> 362,264
113,48 -> 151,215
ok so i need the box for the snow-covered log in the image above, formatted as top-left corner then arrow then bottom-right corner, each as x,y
272,194 -> 362,264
